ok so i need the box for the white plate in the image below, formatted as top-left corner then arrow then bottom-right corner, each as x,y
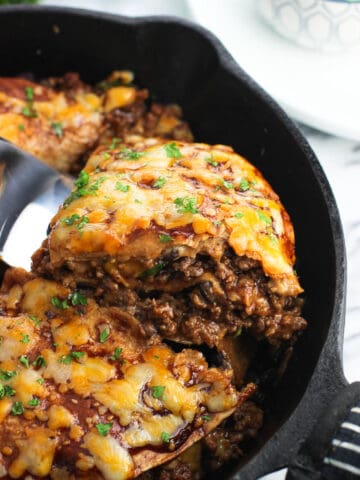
188,0 -> 360,141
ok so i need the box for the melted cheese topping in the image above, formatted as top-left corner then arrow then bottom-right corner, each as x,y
0,77 -> 102,172
0,271 -> 240,479
48,139 -> 302,295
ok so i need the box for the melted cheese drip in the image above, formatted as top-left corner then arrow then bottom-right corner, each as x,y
49,140 -> 302,295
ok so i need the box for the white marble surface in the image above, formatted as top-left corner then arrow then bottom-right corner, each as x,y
24,0 -> 360,477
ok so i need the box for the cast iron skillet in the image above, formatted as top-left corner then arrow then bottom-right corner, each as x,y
0,6 -> 350,480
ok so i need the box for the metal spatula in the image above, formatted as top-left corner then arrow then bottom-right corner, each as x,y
0,138 -> 71,271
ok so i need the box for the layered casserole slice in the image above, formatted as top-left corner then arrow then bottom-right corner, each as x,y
33,138 -> 306,347
0,267 -> 251,480
0,72 -> 192,173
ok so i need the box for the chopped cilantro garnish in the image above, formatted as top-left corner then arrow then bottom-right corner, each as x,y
0,384 -> 15,399
234,327 -> 242,337
109,138 -> 120,150
164,142 -> 182,159
103,151 -> 110,160
96,422 -> 113,436
19,355 -> 29,368
202,415 -> 211,421
109,347 -> 123,361
161,431 -> 171,443
134,198 -> 142,204
37,378 -> 44,385
0,370 -> 17,381
213,220 -> 222,226
151,385 -> 165,399
77,216 -> 89,232
269,234 -> 278,245
51,122 -> 63,138
99,328 -> 110,343
61,214 -> 80,226
174,196 -> 199,214
20,334 -> 30,344
21,104 -> 37,118
74,170 -> 89,189
24,86 -> 34,102
51,296 -> 68,310
118,148 -> 145,160
140,262 -> 166,278
239,179 -> 250,192
234,213 -> 244,219
153,176 -> 166,188
115,181 -> 130,192
159,233 -> 173,243
28,397 -> 40,407
220,179 -> 234,190
258,210 -> 272,225
11,401 -> 24,416
32,355 -> 46,368
29,315 -> 41,327
18,123 -> 25,132
205,155 -> 218,167
58,351 -> 84,365
70,291 -> 87,306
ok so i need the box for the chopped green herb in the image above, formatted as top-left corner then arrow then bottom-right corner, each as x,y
234,327 -> 242,337
51,296 -> 68,310
118,148 -> 145,160
239,179 -> 250,192
220,179 -> 234,190
223,198 -> 231,205
18,123 -> 25,132
77,216 -> 89,232
109,347 -> 123,361
159,233 -> 173,243
0,384 -> 15,399
25,86 -> 34,102
21,104 -> 37,118
115,182 -> 130,192
20,334 -> 30,344
51,122 -> 63,138
100,328 -> 110,343
103,151 -> 110,160
151,385 -> 165,399
19,355 -> 29,368
161,431 -> 171,443
37,378 -> 44,385
205,155 -> 218,167
96,422 -> 113,437
70,291 -> 87,306
109,138 -> 120,150
140,262 -> 166,278
32,355 -> 47,368
269,234 -> 277,245
74,170 -> 89,189
61,214 -> 80,226
174,196 -> 199,214
153,355 -> 160,360
164,142 -> 182,159
153,176 -> 166,188
11,401 -> 24,416
28,397 -> 40,407
29,315 -> 41,327
234,213 -> 244,219
213,220 -> 222,226
202,415 -> 211,422
258,210 -> 272,226
134,198 -> 142,204
58,351 -> 84,365
0,370 -> 17,381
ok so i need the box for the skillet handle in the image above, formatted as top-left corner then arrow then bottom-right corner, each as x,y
286,382 -> 360,480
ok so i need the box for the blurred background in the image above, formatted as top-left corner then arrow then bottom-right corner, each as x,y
2,1 -> 360,478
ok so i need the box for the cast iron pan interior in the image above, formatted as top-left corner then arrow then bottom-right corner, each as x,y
0,7 -> 346,479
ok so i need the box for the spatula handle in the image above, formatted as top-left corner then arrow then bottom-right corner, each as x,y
286,382 -> 360,480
